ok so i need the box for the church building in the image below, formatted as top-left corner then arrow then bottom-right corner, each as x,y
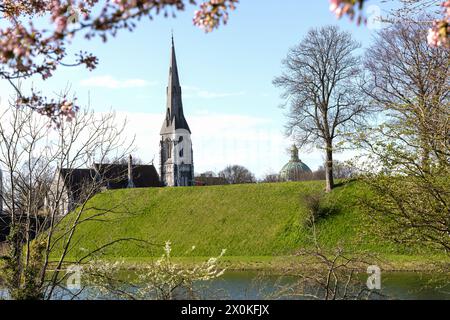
159,37 -> 194,187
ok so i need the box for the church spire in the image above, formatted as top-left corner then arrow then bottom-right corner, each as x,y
168,32 -> 180,90
159,34 -> 194,187
161,34 -> 191,135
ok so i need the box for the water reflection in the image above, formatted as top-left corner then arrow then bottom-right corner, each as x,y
2,271 -> 446,300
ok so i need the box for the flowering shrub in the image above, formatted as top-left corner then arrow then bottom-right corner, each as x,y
83,241 -> 227,300
427,1 -> 449,47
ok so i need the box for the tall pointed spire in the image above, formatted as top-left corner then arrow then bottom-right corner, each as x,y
161,34 -> 191,134
168,32 -> 180,90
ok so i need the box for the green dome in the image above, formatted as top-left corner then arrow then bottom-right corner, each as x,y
280,145 -> 312,181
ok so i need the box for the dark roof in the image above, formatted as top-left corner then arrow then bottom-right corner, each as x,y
160,37 -> 191,135
93,163 -> 160,189
59,168 -> 97,199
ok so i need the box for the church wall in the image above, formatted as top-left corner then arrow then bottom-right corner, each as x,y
160,129 -> 194,187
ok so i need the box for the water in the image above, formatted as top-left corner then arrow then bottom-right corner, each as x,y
2,271 -> 448,300
205,271 -> 450,300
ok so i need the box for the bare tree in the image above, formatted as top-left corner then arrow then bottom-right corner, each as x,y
312,166 -> 326,181
260,173 -> 282,183
273,25 -> 369,192
218,165 -> 256,185
382,1 -> 444,24
364,21 -> 449,171
0,102 -> 139,299
360,22 -> 450,252
333,160 -> 358,180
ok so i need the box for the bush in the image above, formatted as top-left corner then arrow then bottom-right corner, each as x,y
303,192 -> 338,228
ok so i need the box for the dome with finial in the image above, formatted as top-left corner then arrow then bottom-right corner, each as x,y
279,145 -> 312,181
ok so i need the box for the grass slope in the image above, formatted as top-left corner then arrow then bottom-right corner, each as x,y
55,181 -> 434,261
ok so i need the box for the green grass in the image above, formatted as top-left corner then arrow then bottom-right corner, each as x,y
53,180 -> 442,264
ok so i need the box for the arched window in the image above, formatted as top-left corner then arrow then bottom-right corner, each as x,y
164,139 -> 172,159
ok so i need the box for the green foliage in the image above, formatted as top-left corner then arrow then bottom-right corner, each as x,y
1,227 -> 47,300
302,191 -> 340,228
52,181 -> 434,261
361,172 -> 450,252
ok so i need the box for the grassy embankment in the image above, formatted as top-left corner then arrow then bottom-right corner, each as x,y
53,180 -> 450,272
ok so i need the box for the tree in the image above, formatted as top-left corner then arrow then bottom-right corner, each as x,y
218,165 -> 256,184
84,242 -> 226,300
312,166 -> 326,181
0,102 -> 139,299
0,0 -> 238,123
261,173 -> 282,183
333,160 -> 358,179
364,22 -> 449,172
273,25 -> 369,192
359,22 -> 450,252
199,171 -> 216,178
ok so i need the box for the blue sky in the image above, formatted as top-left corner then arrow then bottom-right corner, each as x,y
0,1 -> 389,178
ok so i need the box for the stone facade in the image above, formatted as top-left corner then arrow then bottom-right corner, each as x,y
160,37 -> 194,187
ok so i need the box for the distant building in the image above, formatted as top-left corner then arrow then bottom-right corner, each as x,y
52,155 -> 160,215
280,145 -> 312,181
195,174 -> 228,186
160,36 -> 194,187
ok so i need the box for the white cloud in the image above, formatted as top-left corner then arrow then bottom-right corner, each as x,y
112,111 -> 297,178
182,85 -> 245,99
0,104 -> 360,178
115,111 -> 364,178
80,75 -> 156,89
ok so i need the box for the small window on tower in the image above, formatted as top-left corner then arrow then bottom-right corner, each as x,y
179,148 -> 184,158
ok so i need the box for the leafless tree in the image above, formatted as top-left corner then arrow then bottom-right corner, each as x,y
381,1 -> 444,24
218,165 -> 256,185
333,160 -> 358,180
364,21 -> 449,171
0,101 -> 143,299
260,173 -> 282,183
312,166 -> 326,181
273,25 -> 369,192
360,21 -> 450,253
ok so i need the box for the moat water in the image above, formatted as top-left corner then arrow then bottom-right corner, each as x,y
1,271 -> 449,300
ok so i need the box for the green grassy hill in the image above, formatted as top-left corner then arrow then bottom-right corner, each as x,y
54,180 -> 434,262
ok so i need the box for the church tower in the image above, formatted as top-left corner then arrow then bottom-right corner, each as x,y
160,36 -> 194,187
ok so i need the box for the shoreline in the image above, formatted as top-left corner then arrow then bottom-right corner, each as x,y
75,254 -> 450,274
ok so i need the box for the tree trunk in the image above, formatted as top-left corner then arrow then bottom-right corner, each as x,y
325,142 -> 334,193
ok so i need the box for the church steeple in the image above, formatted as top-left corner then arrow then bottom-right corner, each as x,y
159,35 -> 194,187
161,35 -> 191,135
168,33 -> 180,90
